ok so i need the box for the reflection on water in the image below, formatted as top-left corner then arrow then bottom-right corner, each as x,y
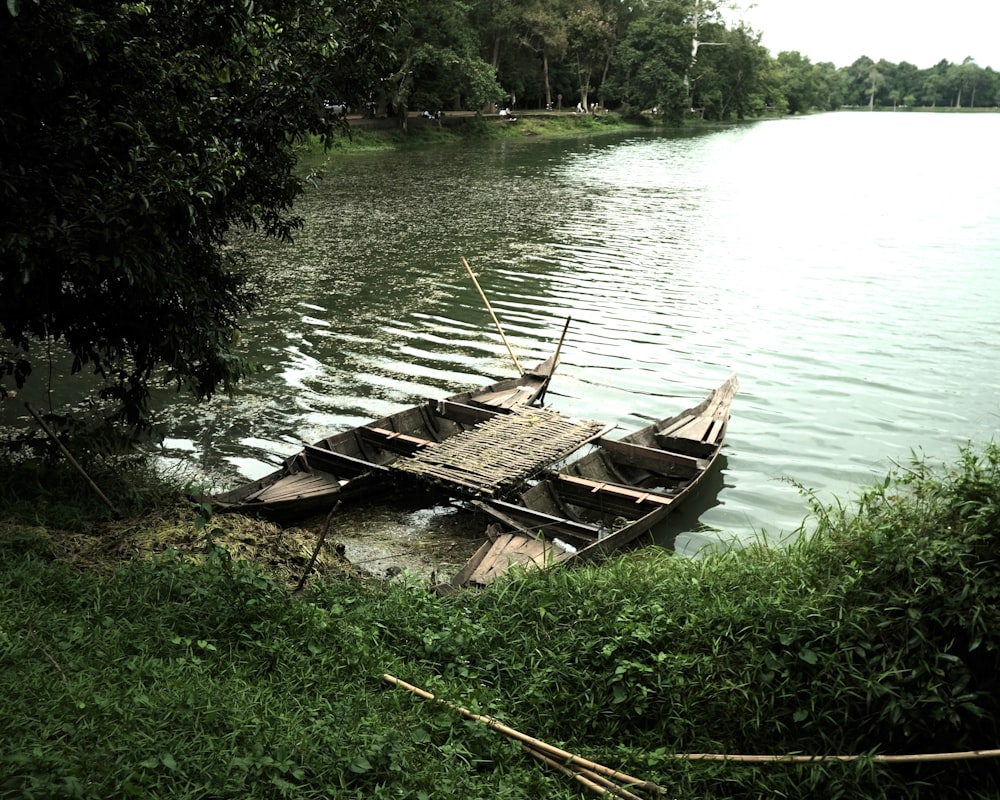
161,113 -> 1000,561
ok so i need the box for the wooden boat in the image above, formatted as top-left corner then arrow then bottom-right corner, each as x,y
205,354 -> 559,521
448,375 -> 738,588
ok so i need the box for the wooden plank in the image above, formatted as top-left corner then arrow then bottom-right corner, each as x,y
449,537 -> 495,587
554,474 -> 674,506
478,499 -> 599,542
302,444 -> 388,475
596,438 -> 701,477
652,434 -> 718,459
550,474 -> 672,518
660,414 -> 695,436
467,533 -> 574,585
669,416 -> 713,441
359,426 -> 436,455
436,399 -> 504,425
253,472 -> 342,503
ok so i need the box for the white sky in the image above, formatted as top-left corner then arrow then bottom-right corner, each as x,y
729,0 -> 1000,69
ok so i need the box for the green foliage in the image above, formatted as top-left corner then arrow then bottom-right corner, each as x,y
0,0 -> 401,427
0,446 -> 178,529
604,2 -> 690,116
3,443 -> 1000,797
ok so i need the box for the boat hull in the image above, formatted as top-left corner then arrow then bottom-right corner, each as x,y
449,375 -> 738,588
204,355 -> 559,521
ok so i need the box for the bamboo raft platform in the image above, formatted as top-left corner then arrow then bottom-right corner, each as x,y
393,406 -> 609,498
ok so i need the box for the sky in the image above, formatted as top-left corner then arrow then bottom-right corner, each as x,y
729,0 -> 1000,69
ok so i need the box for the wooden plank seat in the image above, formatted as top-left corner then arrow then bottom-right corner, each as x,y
551,473 -> 674,518
436,398 -> 507,426
596,438 -> 702,477
666,416 -> 714,442
480,499 -> 600,542
358,426 -> 437,456
659,414 -> 695,436
301,444 -> 388,476
652,434 -> 718,459
465,532 -> 575,586
474,384 -> 541,408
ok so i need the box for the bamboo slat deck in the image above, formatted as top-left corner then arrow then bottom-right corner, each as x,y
394,406 -> 607,497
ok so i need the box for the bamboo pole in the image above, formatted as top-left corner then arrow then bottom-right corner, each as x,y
521,744 -> 642,800
671,748 -> 1000,764
462,257 -> 524,376
24,403 -> 121,518
382,674 -> 666,795
522,745 -> 644,799
537,316 -> 571,404
293,501 -> 340,593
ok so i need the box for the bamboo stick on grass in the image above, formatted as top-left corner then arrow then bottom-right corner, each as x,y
522,745 -> 646,799
672,749 -> 1000,763
382,674 -> 666,796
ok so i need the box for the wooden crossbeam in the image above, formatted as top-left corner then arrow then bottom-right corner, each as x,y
302,444 -> 387,476
436,398 -> 505,425
359,426 -> 437,455
597,438 -> 701,477
554,474 -> 674,506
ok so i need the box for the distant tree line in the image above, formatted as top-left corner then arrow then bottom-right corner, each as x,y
377,0 -> 1000,120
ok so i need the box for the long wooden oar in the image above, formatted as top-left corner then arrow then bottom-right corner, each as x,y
462,257 -> 524,376
383,674 -> 666,795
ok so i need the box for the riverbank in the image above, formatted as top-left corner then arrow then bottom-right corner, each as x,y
2,445 -> 1000,797
321,109 -> 658,155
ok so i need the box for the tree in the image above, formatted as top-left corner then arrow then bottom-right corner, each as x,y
812,62 -> 846,110
0,0 -> 401,428
891,61 -> 922,108
775,51 -> 820,114
565,0 -> 619,110
693,22 -> 771,120
921,60 -> 954,107
605,1 -> 689,117
511,0 -> 573,109
948,57 -> 986,107
382,0 -> 502,126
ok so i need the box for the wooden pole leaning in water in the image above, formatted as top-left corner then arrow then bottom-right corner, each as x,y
461,256 -> 524,376
24,403 -> 121,518
382,674 -> 666,796
537,316 -> 571,404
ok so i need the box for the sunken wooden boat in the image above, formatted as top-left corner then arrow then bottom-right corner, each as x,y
448,375 -> 738,588
204,354 -> 560,521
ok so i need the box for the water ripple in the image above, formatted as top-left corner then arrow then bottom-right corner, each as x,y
162,114 -> 1000,555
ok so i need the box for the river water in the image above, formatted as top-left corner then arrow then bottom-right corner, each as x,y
162,111 -> 1000,568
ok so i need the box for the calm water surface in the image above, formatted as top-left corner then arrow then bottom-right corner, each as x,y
164,112 -> 1000,562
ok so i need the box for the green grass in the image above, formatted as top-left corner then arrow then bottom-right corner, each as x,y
300,111 -> 653,161
2,443 -> 1000,797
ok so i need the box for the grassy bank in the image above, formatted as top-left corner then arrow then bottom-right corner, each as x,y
315,110 -> 657,157
2,444 -> 1000,798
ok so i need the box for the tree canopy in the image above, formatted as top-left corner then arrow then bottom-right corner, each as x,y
0,0 -> 401,427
